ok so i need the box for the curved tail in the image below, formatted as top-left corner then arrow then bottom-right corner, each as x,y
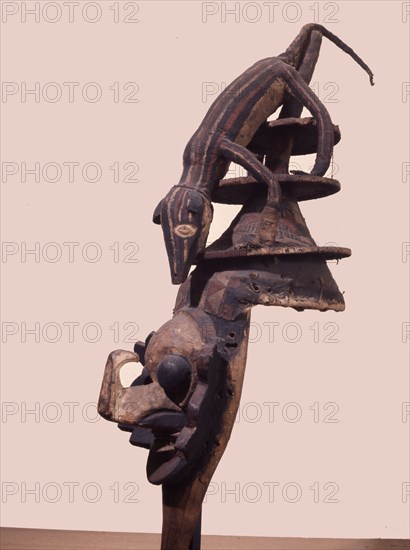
279,23 -> 374,86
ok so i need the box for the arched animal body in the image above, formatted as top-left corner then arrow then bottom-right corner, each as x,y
155,23 -> 374,284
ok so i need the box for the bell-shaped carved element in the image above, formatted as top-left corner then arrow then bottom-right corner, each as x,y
184,253 -> 347,314
204,185 -> 350,261
194,179 -> 350,312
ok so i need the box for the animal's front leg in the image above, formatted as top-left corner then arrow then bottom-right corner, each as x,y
219,138 -> 281,245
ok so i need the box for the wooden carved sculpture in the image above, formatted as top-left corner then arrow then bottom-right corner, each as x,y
98,25 -> 374,550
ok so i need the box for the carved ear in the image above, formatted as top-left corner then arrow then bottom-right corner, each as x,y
152,200 -> 163,224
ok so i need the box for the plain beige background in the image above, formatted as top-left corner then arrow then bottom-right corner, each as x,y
1,0 -> 409,540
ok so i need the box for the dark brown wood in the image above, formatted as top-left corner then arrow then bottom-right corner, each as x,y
213,173 -> 341,205
201,192 -> 351,261
153,23 -> 373,284
97,25 -> 374,550
248,116 -> 341,157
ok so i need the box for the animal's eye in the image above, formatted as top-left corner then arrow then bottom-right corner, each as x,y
174,224 -> 197,238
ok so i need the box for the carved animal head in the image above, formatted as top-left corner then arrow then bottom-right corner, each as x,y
98,310 -> 226,485
153,187 -> 213,285
139,315 -> 225,485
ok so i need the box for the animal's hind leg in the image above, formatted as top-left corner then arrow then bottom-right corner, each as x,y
264,30 -> 323,174
279,30 -> 323,120
262,30 -> 323,174
272,24 -> 374,175
274,62 -> 334,177
256,31 -> 333,177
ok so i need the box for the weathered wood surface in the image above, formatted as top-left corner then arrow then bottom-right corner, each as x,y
154,23 -> 373,284
248,116 -> 341,157
2,528 -> 408,550
98,350 -> 180,427
97,25 -> 374,550
212,173 -> 341,204
201,192 -> 351,261
160,310 -> 251,549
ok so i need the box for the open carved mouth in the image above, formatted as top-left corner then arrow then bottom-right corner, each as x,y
99,332 -> 229,486
118,407 -> 191,485
145,427 -> 190,486
127,375 -> 225,486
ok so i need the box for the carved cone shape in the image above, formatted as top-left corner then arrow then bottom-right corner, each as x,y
204,190 -> 350,261
194,190 -> 349,312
